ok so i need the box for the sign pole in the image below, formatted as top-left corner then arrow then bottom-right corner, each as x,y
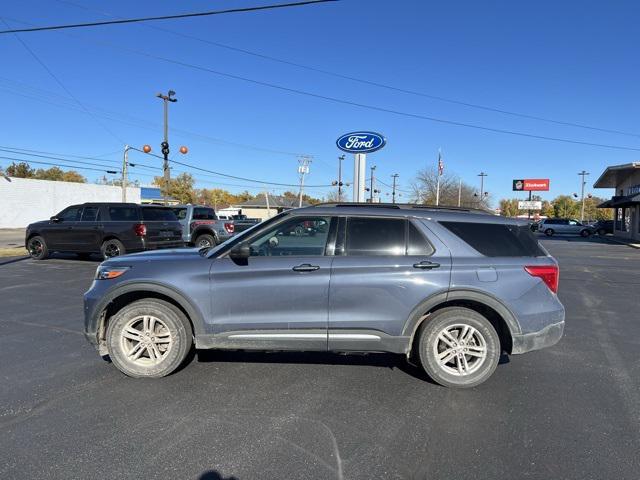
353,153 -> 366,202
528,190 -> 532,219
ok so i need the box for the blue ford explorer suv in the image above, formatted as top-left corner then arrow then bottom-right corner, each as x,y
84,203 -> 565,388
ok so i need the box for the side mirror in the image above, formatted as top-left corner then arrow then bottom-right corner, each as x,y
50,216 -> 61,222
229,242 -> 250,264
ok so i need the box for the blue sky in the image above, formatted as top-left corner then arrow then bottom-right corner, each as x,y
1,0 -> 639,202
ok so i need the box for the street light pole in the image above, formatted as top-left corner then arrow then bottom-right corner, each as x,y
298,156 -> 312,208
122,145 -> 130,202
391,173 -> 399,204
337,154 -> 344,200
369,165 -> 376,202
478,172 -> 488,206
156,90 -> 177,205
578,170 -> 590,222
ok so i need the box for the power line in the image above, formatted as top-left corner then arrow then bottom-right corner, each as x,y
0,17 -> 125,145
0,156 -> 118,174
0,1 -> 337,34
57,33 -> 640,153
168,157 -> 333,188
56,0 -> 640,140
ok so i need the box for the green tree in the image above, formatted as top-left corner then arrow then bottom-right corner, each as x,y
61,171 -> 87,183
552,195 -> 580,218
153,172 -> 196,204
6,161 -> 35,178
34,167 -> 64,181
499,198 -> 521,217
540,200 -> 554,217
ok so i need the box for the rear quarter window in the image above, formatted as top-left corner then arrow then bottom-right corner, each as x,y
107,206 -> 139,222
440,221 -> 545,257
142,208 -> 178,222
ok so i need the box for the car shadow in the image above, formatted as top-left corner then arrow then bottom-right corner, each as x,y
199,471 -> 238,480
195,349 -> 511,385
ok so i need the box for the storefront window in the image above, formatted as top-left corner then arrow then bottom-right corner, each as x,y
615,208 -> 624,231
624,208 -> 631,232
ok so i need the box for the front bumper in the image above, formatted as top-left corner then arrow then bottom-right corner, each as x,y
511,321 -> 565,354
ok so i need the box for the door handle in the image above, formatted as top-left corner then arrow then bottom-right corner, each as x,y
413,260 -> 440,270
292,263 -> 320,272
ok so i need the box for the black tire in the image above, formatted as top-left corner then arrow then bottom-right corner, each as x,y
416,307 -> 501,388
580,229 -> 591,238
101,239 -> 126,259
194,233 -> 217,248
598,228 -> 606,236
106,299 -> 193,378
544,228 -> 554,237
27,235 -> 49,260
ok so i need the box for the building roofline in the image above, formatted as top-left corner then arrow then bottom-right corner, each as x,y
593,162 -> 640,188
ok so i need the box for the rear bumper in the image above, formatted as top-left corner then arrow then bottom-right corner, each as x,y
511,320 -> 565,354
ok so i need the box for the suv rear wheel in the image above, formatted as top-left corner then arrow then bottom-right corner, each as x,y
195,233 -> 216,248
27,235 -> 49,260
106,299 -> 193,378
417,307 -> 500,388
580,229 -> 591,238
101,239 -> 125,259
544,228 -> 554,236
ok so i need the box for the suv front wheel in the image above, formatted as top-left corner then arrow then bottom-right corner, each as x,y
106,299 -> 193,378
544,228 -> 554,236
417,307 -> 500,388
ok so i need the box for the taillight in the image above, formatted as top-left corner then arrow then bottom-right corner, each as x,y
134,224 -> 147,236
524,265 -> 559,293
224,222 -> 234,234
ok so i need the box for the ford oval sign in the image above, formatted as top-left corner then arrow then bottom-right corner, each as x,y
336,131 -> 386,154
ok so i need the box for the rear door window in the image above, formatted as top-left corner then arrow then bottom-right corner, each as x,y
172,207 -> 187,220
408,222 -> 435,256
80,206 -> 100,222
193,208 -> 217,220
345,217 -> 405,256
142,207 -> 178,222
108,206 -> 139,222
440,221 -> 545,257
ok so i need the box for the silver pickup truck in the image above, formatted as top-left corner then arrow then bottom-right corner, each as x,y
171,205 -> 235,248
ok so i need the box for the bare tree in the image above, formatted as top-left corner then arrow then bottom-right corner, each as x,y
410,167 -> 489,207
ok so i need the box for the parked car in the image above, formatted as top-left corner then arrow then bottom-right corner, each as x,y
171,205 -> 235,248
84,203 -> 564,388
592,219 -> 614,236
230,214 -> 261,233
537,218 -> 594,237
26,203 -> 183,260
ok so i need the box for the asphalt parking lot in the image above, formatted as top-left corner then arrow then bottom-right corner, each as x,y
1,237 -> 639,480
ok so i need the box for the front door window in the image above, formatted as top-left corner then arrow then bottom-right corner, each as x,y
248,216 -> 331,256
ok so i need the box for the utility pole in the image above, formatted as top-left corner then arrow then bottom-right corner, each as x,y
122,145 -> 130,202
578,170 -> 590,222
478,172 -> 488,206
156,90 -> 177,205
369,165 -> 377,202
391,173 -> 399,204
457,178 -> 462,207
297,156 -> 312,208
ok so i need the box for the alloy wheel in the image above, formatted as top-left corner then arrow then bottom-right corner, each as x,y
432,323 -> 488,376
119,315 -> 173,366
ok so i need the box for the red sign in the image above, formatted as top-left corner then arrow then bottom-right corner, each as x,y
513,179 -> 550,191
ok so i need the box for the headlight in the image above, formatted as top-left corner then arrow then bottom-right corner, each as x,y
95,266 -> 130,280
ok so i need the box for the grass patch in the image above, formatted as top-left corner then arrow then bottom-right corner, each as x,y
0,247 -> 27,258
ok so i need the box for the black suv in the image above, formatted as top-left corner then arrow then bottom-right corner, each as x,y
25,203 -> 183,260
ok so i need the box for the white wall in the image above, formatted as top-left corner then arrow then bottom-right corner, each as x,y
0,177 -> 141,228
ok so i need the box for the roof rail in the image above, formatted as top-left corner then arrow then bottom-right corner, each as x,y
312,202 -> 401,209
310,202 -> 491,214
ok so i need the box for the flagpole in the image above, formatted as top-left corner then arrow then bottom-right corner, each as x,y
435,149 -> 442,206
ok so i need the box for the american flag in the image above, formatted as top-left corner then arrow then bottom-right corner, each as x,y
437,151 -> 444,176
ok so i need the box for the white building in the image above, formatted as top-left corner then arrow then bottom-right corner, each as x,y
0,176 -> 140,228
